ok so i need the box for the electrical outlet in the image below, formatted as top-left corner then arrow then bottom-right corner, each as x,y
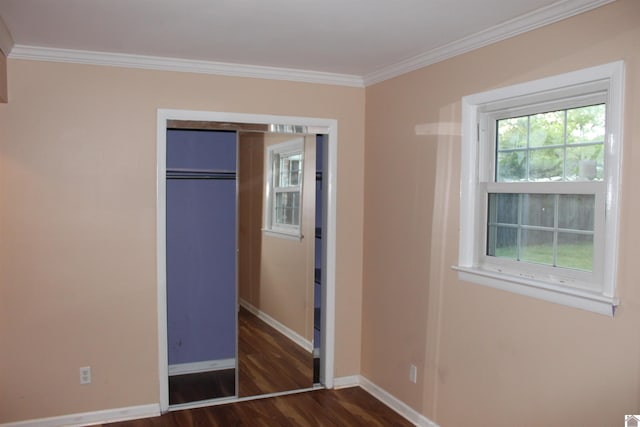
79,366 -> 91,385
409,365 -> 417,384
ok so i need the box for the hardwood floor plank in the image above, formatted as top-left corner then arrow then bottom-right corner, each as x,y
169,369 -> 235,404
237,307 -> 313,397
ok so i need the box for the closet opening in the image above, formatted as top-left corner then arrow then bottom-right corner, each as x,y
156,110 -> 337,412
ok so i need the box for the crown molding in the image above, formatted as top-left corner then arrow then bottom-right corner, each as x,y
0,15 -> 15,55
8,45 -> 365,88
363,0 -> 617,86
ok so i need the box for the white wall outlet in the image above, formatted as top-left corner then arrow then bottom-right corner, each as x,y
79,366 -> 91,384
409,364 -> 417,384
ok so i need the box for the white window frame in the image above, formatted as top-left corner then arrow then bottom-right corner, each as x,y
455,61 -> 624,316
264,138 -> 305,239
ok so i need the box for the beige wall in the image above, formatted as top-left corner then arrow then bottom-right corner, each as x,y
0,51 -> 6,102
0,61 -> 364,422
362,1 -> 640,426
239,133 -> 317,341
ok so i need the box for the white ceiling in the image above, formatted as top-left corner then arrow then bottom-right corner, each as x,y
0,0 -> 614,86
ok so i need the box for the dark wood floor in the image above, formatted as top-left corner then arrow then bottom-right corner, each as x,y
169,307 -> 315,404
237,306 -> 314,397
102,387 -> 414,426
169,369 -> 235,404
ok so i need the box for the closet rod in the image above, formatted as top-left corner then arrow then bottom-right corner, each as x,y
167,175 -> 236,180
166,170 -> 236,180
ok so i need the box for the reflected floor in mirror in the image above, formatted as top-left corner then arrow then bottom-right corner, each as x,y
238,306 -> 314,397
169,307 -> 316,405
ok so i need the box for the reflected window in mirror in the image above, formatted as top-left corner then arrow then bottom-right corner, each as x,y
265,138 -> 304,238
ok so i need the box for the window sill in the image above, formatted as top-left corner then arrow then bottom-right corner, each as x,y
262,229 -> 303,241
452,265 -> 618,316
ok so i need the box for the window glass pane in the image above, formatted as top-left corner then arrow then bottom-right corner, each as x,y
487,193 -> 518,259
558,194 -> 594,231
529,111 -> 565,147
494,193 -> 519,224
529,148 -> 563,180
567,104 -> 605,144
496,151 -> 526,182
487,225 -> 517,259
565,146 -> 604,181
273,158 -> 281,186
520,229 -> 554,265
289,158 -> 301,185
521,194 -> 554,227
557,232 -> 593,271
497,117 -> 528,149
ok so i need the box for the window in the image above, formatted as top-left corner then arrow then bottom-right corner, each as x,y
264,138 -> 304,238
456,61 -> 624,316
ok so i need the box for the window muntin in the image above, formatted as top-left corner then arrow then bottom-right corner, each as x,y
265,139 -> 304,237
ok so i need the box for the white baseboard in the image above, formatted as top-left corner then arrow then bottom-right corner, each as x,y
0,403 -> 160,427
333,375 -> 439,427
168,358 -> 236,376
333,375 -> 361,389
3,376 -> 436,427
239,299 -> 313,352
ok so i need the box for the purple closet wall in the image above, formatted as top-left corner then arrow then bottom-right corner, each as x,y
166,129 -> 237,366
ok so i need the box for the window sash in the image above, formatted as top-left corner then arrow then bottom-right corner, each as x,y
479,92 -> 608,184
477,182 -> 605,291
493,105 -> 606,183
274,152 -> 303,188
476,96 -> 608,292
273,188 -> 301,227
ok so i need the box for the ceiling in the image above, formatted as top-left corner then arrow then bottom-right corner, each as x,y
0,0 -> 614,86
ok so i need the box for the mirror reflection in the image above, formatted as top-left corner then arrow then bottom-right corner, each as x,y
237,132 -> 317,397
165,125 -> 324,406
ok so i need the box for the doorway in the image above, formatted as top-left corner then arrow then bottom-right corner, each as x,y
156,110 -> 337,412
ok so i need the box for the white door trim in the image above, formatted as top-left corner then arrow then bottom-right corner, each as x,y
156,109 -> 337,412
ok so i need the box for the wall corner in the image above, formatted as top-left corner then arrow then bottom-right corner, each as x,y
0,15 -> 14,103
0,51 -> 7,103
